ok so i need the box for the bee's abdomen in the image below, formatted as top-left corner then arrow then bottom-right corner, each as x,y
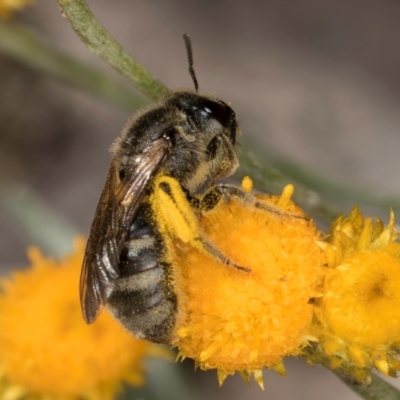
107,217 -> 177,344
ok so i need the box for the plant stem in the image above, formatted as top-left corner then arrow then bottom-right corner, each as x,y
56,0 -> 171,101
335,371 -> 400,400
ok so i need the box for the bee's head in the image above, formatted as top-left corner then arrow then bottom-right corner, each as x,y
163,91 -> 239,193
166,92 -> 238,144
149,35 -> 239,194
178,35 -> 238,146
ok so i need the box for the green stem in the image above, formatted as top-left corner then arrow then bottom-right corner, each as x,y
335,371 -> 400,400
56,0 -> 170,101
0,21 -> 147,110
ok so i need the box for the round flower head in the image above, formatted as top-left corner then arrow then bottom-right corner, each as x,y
171,179 -> 326,386
0,238 -> 158,400
311,207 -> 400,382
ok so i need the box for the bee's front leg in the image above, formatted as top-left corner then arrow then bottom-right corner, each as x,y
197,184 -> 309,221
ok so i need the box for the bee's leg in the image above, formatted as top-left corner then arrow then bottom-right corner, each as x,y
200,238 -> 251,273
152,176 -> 250,273
199,184 -> 309,221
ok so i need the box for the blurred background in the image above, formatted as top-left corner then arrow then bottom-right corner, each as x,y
2,0 -> 400,399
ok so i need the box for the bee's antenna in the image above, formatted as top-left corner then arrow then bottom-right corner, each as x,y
183,33 -> 199,93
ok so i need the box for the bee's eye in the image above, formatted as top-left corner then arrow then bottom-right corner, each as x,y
198,100 -> 232,128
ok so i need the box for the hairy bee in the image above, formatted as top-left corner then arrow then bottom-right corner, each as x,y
80,35 -> 264,344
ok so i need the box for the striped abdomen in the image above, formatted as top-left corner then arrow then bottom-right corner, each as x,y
106,202 -> 177,344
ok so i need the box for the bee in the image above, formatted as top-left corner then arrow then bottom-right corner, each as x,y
80,35 -> 296,344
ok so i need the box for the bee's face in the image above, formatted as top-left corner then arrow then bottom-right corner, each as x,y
161,92 -> 239,193
166,92 -> 237,145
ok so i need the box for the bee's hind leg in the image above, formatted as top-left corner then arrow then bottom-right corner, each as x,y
197,184 -> 309,221
153,176 -> 251,273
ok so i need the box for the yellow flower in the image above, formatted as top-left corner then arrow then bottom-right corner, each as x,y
0,238 -> 158,400
172,180 -> 326,386
0,0 -> 32,19
311,207 -> 400,381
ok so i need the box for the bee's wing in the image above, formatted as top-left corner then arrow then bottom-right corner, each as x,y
80,166 -> 120,324
80,137 -> 171,324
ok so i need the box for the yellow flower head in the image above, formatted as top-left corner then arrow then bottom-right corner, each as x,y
0,238 -> 157,400
312,207 -> 400,381
0,0 -> 32,19
172,180 -> 326,386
